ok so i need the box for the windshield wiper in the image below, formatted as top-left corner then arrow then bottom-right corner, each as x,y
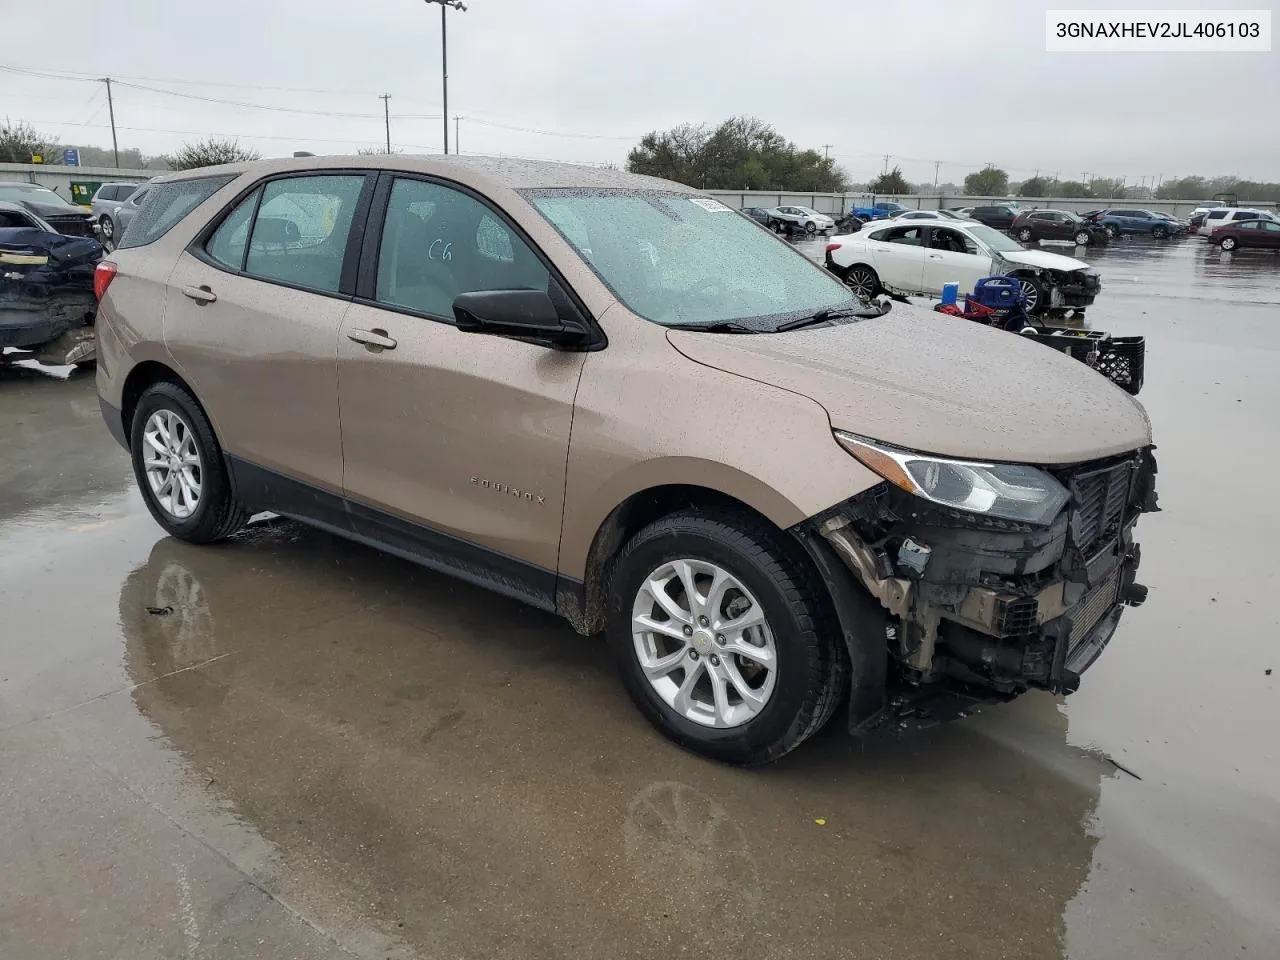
774,305 -> 883,332
664,321 -> 759,334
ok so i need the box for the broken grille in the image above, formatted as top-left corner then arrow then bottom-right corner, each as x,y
1069,460 -> 1134,557
1068,564 -> 1124,651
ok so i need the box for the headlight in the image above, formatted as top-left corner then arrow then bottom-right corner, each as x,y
835,432 -> 1069,525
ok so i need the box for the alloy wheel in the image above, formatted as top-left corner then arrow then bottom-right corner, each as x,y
845,266 -> 877,300
1075,230 -> 1091,245
1018,278 -> 1040,312
1018,228 -> 1033,241
631,558 -> 777,729
141,409 -> 203,520
1221,237 -> 1237,251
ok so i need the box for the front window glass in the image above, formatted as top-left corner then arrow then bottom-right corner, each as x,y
376,178 -> 550,319
965,223 -> 1022,253
527,189 -> 853,330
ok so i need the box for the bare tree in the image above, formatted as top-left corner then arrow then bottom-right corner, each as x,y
0,120 -> 59,164
162,138 -> 262,171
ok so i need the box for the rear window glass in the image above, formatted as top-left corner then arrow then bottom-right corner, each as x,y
117,175 -> 234,249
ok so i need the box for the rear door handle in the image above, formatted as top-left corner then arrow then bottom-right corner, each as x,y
928,253 -> 943,259
347,328 -> 397,350
182,285 -> 217,304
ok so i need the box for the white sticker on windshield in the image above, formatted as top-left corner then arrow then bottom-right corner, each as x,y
689,197 -> 732,213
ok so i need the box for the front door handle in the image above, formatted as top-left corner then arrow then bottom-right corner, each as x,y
347,328 -> 398,350
928,253 -> 943,259
182,284 -> 217,304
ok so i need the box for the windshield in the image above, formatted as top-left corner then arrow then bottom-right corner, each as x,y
965,222 -> 1024,253
1059,210 -> 1082,222
0,184 -> 65,205
526,189 -> 855,330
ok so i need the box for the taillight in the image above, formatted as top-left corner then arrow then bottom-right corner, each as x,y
825,242 -> 843,253
94,261 -> 118,301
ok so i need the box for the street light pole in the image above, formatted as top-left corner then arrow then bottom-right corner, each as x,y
424,0 -> 468,155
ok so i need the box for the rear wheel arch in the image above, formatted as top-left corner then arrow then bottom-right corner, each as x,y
120,361 -> 214,447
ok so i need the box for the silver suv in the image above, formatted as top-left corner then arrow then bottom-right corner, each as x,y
90,182 -> 143,246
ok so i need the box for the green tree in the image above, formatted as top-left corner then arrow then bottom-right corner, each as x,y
162,137 -> 261,171
1088,177 -> 1124,199
963,165 -> 1009,197
1018,175 -> 1050,197
0,120 -> 59,163
1051,180 -> 1091,198
869,165 -> 910,194
627,116 -> 847,191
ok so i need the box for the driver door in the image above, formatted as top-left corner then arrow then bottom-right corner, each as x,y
336,175 -> 585,594
921,226 -> 988,294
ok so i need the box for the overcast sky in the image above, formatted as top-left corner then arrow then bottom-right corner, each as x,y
4,0 -> 1278,183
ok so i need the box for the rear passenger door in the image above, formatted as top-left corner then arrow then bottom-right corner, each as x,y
165,172 -> 373,502
335,174 -> 586,605
868,225 -> 927,292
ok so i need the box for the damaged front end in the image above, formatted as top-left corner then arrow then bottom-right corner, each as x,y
800,444 -> 1158,732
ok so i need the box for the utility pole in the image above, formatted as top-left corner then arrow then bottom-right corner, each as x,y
424,0 -> 468,154
933,160 -> 941,189
100,77 -> 119,168
380,94 -> 392,153
456,116 -> 462,154
821,143 -> 833,160
882,153 -> 891,175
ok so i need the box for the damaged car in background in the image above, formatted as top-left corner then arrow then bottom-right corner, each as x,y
95,157 -> 1153,765
826,219 -> 1101,315
1,200 -> 103,367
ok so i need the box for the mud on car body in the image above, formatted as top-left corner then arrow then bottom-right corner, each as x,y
0,202 -> 103,366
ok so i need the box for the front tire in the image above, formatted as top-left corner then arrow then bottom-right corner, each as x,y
1074,230 -> 1092,245
804,221 -> 817,236
1220,236 -> 1237,251
606,511 -> 844,765
1016,275 -> 1045,315
1105,224 -> 1119,239
130,381 -> 248,544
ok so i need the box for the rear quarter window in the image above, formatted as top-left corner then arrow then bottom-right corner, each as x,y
117,175 -> 235,249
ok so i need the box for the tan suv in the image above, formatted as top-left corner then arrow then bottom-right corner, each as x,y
94,156 -> 1157,764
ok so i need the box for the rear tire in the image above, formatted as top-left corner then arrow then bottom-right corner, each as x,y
1017,227 -> 1033,242
1152,225 -> 1169,240
1220,236 -> 1237,251
606,511 -> 845,765
804,221 -> 817,236
129,381 -> 248,544
843,264 -> 880,300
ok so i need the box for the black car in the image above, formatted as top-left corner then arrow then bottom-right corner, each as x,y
0,181 -> 98,238
968,204 -> 1020,230
741,206 -> 774,226
0,200 -> 103,366
1010,209 -> 1109,246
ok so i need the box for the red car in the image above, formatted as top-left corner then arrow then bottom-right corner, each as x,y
1212,218 -> 1280,251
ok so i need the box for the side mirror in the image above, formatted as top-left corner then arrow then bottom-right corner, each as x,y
453,289 -> 588,348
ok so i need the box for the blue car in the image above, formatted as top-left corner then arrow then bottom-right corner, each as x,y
1084,208 -> 1188,239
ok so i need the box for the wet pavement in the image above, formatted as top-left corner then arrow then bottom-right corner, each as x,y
2,237 -> 1278,959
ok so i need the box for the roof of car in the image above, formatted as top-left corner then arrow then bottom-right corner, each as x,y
0,199 -> 29,212
154,154 -> 699,195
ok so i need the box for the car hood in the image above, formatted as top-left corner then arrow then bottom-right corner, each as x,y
996,248 -> 1093,272
22,199 -> 90,218
666,304 -> 1150,465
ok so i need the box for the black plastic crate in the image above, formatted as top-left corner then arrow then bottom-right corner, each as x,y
1095,336 -> 1145,395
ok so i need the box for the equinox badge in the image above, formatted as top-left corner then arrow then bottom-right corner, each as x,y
471,476 -> 546,505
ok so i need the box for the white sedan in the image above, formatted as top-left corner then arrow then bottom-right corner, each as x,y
768,205 -> 836,235
825,219 -> 1101,314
